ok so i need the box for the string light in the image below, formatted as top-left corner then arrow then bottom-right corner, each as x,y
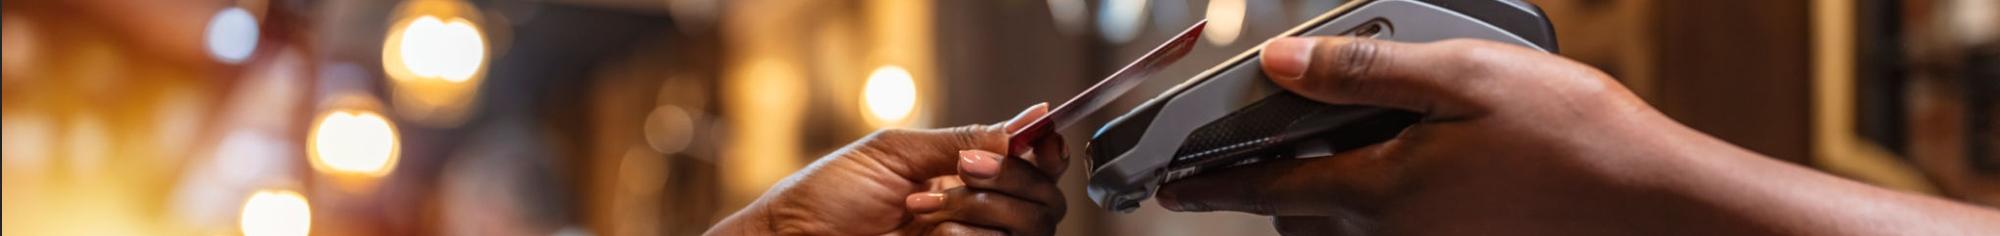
380,0 -> 490,126
395,16 -> 487,81
308,108 -> 400,177
862,65 -> 919,127
239,189 -> 311,236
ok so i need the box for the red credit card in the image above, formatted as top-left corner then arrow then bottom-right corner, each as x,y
1009,20 -> 1206,156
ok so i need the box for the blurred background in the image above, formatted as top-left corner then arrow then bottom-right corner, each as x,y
0,0 -> 1993,235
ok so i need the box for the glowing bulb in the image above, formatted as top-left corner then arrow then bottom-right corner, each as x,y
862,66 -> 918,126
206,7 -> 259,64
1204,0 -> 1245,46
308,110 -> 400,177
395,16 -> 486,82
239,190 -> 311,236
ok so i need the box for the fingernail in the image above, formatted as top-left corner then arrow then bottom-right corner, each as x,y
1012,103 -> 1050,122
959,150 -> 1002,179
906,192 -> 946,213
1263,38 -> 1315,80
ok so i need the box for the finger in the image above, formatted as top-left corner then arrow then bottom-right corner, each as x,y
1273,216 -> 1373,236
1022,134 -> 1068,176
926,175 -> 966,192
914,188 -> 1062,236
871,104 -> 1051,180
907,192 -> 946,213
930,222 -> 1006,236
1261,37 -> 1518,120
1004,103 -> 1052,133
1155,142 -> 1403,216
957,150 -> 1066,209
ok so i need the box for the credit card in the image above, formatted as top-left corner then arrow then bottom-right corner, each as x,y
1008,20 -> 1207,155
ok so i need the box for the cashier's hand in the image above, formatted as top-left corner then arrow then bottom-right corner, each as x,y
706,104 -> 1068,236
1155,37 -> 1674,234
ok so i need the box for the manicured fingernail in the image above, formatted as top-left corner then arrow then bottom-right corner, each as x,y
1011,103 -> 1050,122
1263,38 -> 1315,80
959,150 -> 1002,179
906,192 -> 946,213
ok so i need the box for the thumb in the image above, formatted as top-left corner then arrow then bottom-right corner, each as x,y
1260,37 -> 1499,120
871,104 -> 1049,180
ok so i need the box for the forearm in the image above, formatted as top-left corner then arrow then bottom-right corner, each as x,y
1653,126 -> 2000,235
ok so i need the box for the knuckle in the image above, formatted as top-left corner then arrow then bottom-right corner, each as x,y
869,128 -> 917,141
944,125 -> 999,149
1433,39 -> 1537,77
1318,38 -> 1388,81
1444,45 -> 1506,73
1303,39 -> 1391,99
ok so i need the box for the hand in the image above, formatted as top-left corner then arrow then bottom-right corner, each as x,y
707,104 -> 1068,236
1154,37 -> 1713,234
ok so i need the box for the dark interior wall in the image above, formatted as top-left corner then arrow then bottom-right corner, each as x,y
1651,0 -> 1814,162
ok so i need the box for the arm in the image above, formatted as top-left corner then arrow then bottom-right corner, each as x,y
706,104 -> 1068,236
1154,36 -> 2000,235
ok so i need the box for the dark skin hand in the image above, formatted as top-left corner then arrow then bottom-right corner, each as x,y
1156,37 -> 2000,235
707,104 -> 1068,236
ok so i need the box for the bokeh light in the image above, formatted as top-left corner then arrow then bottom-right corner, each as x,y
239,189 -> 310,236
1204,0 -> 1245,46
1046,0 -> 1088,36
1097,0 -> 1149,43
204,7 -> 260,64
380,0 -> 491,126
862,65 -> 918,126
395,16 -> 487,81
643,106 -> 695,154
308,109 -> 401,177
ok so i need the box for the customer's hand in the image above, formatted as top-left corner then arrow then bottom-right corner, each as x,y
707,104 -> 1068,236
1154,37 -> 1719,234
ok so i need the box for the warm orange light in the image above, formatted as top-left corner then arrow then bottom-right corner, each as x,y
394,16 -> 486,81
380,0 -> 490,126
308,109 -> 400,177
239,189 -> 311,236
861,65 -> 918,127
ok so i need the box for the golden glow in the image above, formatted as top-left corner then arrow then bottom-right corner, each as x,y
720,59 -> 805,206
861,65 -> 918,126
3,13 -> 37,80
308,109 -> 401,177
239,190 -> 311,236
1204,0 -> 1245,46
380,0 -> 490,126
395,16 -> 487,82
